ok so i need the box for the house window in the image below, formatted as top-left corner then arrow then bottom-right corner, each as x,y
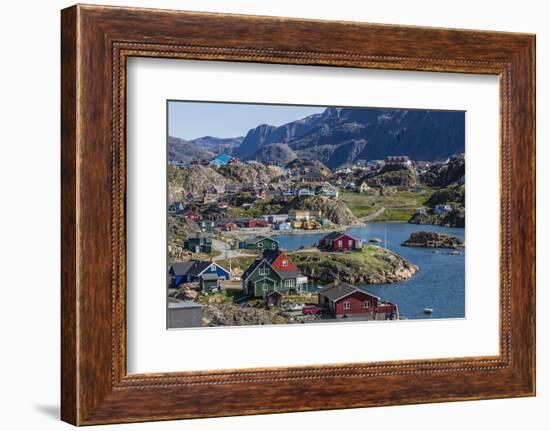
259,268 -> 269,276
271,242 -> 277,249
262,284 -> 268,292
284,279 -> 294,287
349,240 -> 353,248
282,260 -> 288,267
363,300 -> 370,308
258,243 -> 263,249
343,301 -> 351,310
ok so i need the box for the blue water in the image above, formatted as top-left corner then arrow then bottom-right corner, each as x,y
275,223 -> 465,320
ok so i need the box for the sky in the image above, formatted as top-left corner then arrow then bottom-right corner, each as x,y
168,101 -> 325,140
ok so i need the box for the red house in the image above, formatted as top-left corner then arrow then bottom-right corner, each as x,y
318,231 -> 361,251
318,282 -> 398,320
243,219 -> 269,228
182,210 -> 202,222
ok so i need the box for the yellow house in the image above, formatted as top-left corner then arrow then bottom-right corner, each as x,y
289,210 -> 322,221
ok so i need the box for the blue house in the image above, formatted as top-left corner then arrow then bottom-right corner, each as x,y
275,222 -> 293,231
169,260 -> 230,287
209,154 -> 233,166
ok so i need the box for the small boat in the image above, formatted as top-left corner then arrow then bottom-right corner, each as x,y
369,237 -> 382,243
423,308 -> 433,314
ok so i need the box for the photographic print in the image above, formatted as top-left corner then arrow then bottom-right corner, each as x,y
166,101 -> 465,329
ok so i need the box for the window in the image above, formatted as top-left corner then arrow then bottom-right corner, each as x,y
338,240 -> 343,248
258,243 -> 263,249
272,242 -> 277,249
363,300 -> 370,308
282,260 -> 288,267
343,301 -> 351,310
349,239 -> 353,248
259,267 -> 269,276
284,279 -> 294,287
262,284 -> 268,292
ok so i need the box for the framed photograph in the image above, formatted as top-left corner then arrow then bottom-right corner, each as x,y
61,4 -> 536,425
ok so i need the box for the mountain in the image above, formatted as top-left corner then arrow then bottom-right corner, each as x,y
247,143 -> 297,165
168,136 -> 214,163
234,107 -> 465,169
191,136 -> 243,155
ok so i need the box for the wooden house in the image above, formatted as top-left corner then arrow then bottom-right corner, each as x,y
169,260 -> 230,288
182,210 -> 202,222
242,249 -> 308,297
184,234 -> 212,253
318,231 -> 361,251
318,282 -> 398,319
241,236 -> 279,251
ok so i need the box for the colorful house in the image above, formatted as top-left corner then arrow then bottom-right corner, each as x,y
242,249 -> 308,297
198,220 -> 215,233
209,154 -> 233,166
318,282 -> 398,319
182,210 -> 202,222
168,202 -> 185,212
184,234 -> 212,253
274,222 -> 293,231
169,260 -> 230,288
289,209 -> 322,221
241,236 -> 279,251
318,231 -> 361,251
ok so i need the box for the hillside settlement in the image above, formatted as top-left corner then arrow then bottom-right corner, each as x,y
167,153 -> 465,328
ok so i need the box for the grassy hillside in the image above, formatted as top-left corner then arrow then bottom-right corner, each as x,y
340,189 -> 435,221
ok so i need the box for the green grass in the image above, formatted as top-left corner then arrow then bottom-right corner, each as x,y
289,245 -> 394,278
217,255 -> 258,272
340,189 -> 435,221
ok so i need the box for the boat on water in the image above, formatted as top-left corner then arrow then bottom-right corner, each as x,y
423,308 -> 433,314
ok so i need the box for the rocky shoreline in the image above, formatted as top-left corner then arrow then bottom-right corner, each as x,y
402,231 -> 464,249
290,246 -> 418,285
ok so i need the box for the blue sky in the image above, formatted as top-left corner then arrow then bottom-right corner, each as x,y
168,101 -> 325,140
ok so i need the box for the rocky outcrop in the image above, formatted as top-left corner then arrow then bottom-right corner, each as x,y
402,231 -> 464,249
202,302 -> 289,327
420,157 -> 465,187
290,246 -> 418,284
409,208 -> 465,228
217,163 -> 284,185
371,165 -> 418,187
287,196 -> 359,226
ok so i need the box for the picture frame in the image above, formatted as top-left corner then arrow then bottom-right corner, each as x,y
61,4 -> 535,425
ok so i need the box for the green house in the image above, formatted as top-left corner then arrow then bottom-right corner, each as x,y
242,260 -> 283,297
241,249 -> 308,298
184,235 -> 212,254
243,236 -> 279,251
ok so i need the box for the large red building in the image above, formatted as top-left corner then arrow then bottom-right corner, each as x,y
318,282 -> 398,320
318,231 -> 361,251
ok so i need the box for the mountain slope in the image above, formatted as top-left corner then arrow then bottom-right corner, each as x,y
234,107 -> 465,168
168,136 -> 214,163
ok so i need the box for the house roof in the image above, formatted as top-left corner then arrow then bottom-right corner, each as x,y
246,236 -> 278,245
278,269 -> 301,280
320,231 -> 346,241
241,258 -> 264,280
318,282 -> 379,302
170,260 -> 228,277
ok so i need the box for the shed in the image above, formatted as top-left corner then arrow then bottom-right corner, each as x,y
264,290 -> 282,308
